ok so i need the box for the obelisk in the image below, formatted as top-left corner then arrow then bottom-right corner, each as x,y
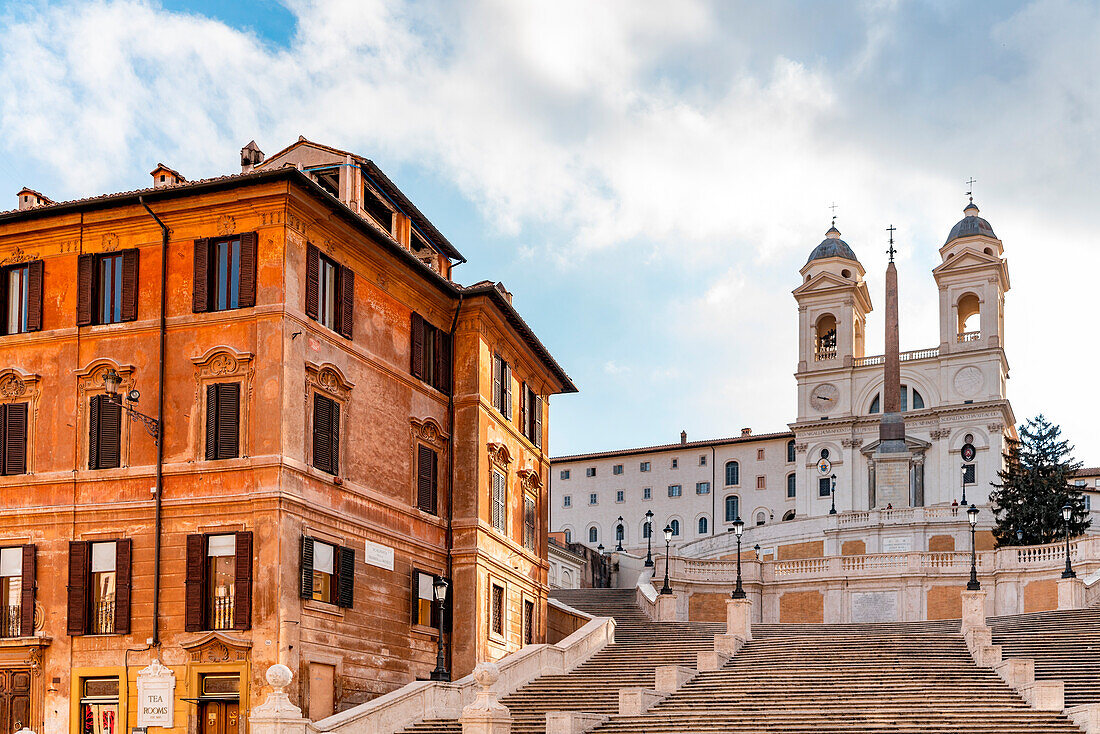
872,228 -> 913,508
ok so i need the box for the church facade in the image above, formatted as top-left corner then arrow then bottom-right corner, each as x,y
552,200 -> 1015,554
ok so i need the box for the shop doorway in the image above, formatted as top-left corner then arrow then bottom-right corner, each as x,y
198,674 -> 240,734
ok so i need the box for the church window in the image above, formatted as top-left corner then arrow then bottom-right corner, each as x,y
782,510 -> 795,521
725,461 -> 740,486
870,395 -> 880,414
786,474 -> 796,498
814,314 -> 837,361
588,526 -> 598,543
912,389 -> 925,410
819,448 -> 829,460
963,464 -> 976,485
786,440 -> 796,463
669,519 -> 680,537
869,386 -> 925,414
698,517 -> 708,535
818,477 -> 831,497
724,496 -> 739,522
957,293 -> 981,340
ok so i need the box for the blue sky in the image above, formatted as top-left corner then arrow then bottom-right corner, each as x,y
1,0 -> 1099,461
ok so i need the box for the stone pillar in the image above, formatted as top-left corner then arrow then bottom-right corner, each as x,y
656,593 -> 677,621
726,598 -> 752,640
249,665 -> 311,734
461,663 -> 511,734
1058,577 -> 1085,610
960,589 -> 987,634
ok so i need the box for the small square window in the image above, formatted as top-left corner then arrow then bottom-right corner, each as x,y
586,467 -> 596,478
643,488 -> 652,500
756,476 -> 766,490
560,469 -> 570,480
640,461 -> 651,472
563,495 -> 571,508
699,455 -> 707,466
1075,480 -> 1086,487
616,490 -> 624,502
671,458 -> 678,469
613,464 -> 623,475
668,484 -> 682,498
696,481 -> 710,495
756,448 -> 765,461
589,493 -> 598,505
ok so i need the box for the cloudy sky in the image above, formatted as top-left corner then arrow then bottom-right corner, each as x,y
1,0 -> 1097,460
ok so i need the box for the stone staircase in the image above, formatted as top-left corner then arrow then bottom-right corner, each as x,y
991,607 -> 1100,708
399,589 -> 722,734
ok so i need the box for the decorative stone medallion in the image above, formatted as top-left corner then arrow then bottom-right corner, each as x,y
953,366 -> 984,398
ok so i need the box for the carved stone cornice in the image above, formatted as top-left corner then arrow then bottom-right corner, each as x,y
517,468 -> 543,492
411,417 -> 448,449
487,442 -> 513,467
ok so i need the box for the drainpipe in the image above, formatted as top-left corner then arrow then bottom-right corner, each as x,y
711,445 -> 716,536
445,293 -> 463,673
139,196 -> 168,648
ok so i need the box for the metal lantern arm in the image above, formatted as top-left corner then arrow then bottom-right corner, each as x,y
103,369 -> 160,446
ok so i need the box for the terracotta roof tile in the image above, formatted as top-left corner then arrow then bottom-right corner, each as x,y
551,430 -> 795,462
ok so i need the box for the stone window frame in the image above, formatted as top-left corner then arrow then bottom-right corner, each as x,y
411,417 -> 449,514
517,468 -> 542,553
192,347 -> 255,461
486,573 -> 508,646
0,368 -> 41,475
304,362 -> 355,475
75,360 -> 135,471
487,442 -> 513,536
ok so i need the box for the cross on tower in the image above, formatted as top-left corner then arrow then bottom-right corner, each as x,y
966,177 -> 977,202
829,202 -> 838,227
886,224 -> 897,262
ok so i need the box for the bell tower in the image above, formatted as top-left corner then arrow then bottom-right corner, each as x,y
933,199 -> 1010,355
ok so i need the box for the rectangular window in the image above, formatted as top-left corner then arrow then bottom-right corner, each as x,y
193,234 -> 257,313
89,541 -> 117,635
417,445 -> 439,514
560,469 -> 570,480
0,548 -> 22,637
89,394 -> 122,470
214,238 -> 241,311
699,455 -> 707,466
613,464 -> 623,475
563,495 -> 571,508
523,599 -> 535,646
78,250 -> 137,326
757,448 -> 765,461
311,540 -> 335,604
318,254 -> 338,330
98,253 -> 124,324
413,570 -> 438,627
756,476 -> 766,490
589,493 -> 598,505
819,477 -> 831,497
410,313 -> 452,394
205,383 -> 240,460
586,467 -> 596,477
1085,495 -> 1092,512
80,677 -> 120,734
491,470 -> 507,532
490,583 -> 504,638
523,496 -> 536,551
491,354 -> 512,419
520,383 -> 542,447
668,484 -> 682,498
305,244 -> 354,339
696,481 -> 710,495
68,539 -> 130,637
963,464 -> 976,485
640,461 -> 650,472
671,458 -> 678,469
1,262 -> 42,335
643,487 -> 651,500
300,538 -> 357,608
312,394 -> 340,475
207,534 -> 237,631
1076,480 -> 1086,486
616,490 -> 624,502
0,403 -> 28,476
787,474 -> 797,498
185,532 -> 251,632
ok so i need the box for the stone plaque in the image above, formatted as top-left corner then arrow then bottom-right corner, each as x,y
882,537 -> 912,553
364,539 -> 394,571
136,659 -> 175,727
851,591 -> 898,623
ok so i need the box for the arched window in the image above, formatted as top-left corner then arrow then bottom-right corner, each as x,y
725,461 -> 740,486
869,385 -> 927,414
563,529 -> 572,543
698,517 -> 708,535
642,522 -> 651,539
725,495 -> 739,522
815,313 -> 837,361
957,292 -> 980,339
782,510 -> 796,521
588,526 -> 598,543
615,524 -> 624,543
562,569 -> 573,586
912,388 -> 925,410
869,394 -> 880,414
670,519 -> 680,537
786,473 -> 796,498
786,439 -> 796,463
755,511 -> 766,526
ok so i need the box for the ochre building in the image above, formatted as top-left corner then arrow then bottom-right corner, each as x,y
0,138 -> 574,734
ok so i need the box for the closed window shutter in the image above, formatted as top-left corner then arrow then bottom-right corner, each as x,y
204,384 -> 218,461
192,238 -> 210,313
338,266 -> 354,339
410,570 -> 421,625
299,536 -> 314,599
184,534 -> 205,631
305,244 -> 319,320
20,545 -> 34,637
66,541 -> 89,635
520,383 -> 528,440
410,313 -> 425,379
502,363 -> 512,419
88,396 -> 100,470
95,396 -> 122,470
534,395 -> 543,449
2,403 -> 27,475
238,232 -> 258,308
25,260 -> 43,332
312,394 -> 332,474
417,445 -> 435,514
114,539 -> 132,634
215,383 -> 240,460
232,531 -> 253,630
77,254 -> 94,326
329,400 -> 340,476
336,546 -> 354,608
491,356 -> 501,411
437,331 -> 452,394
120,248 -> 139,322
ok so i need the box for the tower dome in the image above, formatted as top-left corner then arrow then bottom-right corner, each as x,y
945,200 -> 997,244
806,225 -> 860,264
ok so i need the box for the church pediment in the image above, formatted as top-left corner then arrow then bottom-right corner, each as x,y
793,272 -> 873,312
933,247 -> 1000,273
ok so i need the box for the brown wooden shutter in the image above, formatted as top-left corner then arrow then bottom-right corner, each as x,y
432,329 -> 445,392
19,545 -> 34,637
299,536 -> 314,599
114,539 -> 132,634
338,266 -> 354,339
238,232 -> 257,308
410,313 -> 425,379
192,238 -> 210,313
77,254 -> 95,326
120,248 -> 139,322
520,382 -> 529,439
437,331 -> 452,394
534,395 -> 543,449
184,534 -> 205,631
312,394 -> 331,473
94,396 -> 122,470
216,383 -> 240,459
88,396 -> 100,470
410,570 -> 422,625
491,355 -> 502,410
305,244 -> 319,320
232,531 -> 252,630
66,541 -> 89,635
417,445 -> 435,513
335,546 -> 354,609
2,403 -> 27,475
502,362 -> 512,419
204,384 -> 217,460
329,400 -> 340,476
25,260 -> 43,332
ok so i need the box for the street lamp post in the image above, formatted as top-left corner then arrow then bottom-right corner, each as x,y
1061,504 -> 1076,579
961,464 -> 968,505
103,368 -> 160,445
429,575 -> 450,681
829,473 -> 837,515
616,516 -> 624,552
966,504 -> 980,590
644,510 -> 654,568
730,516 -> 746,599
660,525 -> 673,595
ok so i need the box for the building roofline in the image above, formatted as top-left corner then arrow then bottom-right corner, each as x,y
551,430 -> 795,463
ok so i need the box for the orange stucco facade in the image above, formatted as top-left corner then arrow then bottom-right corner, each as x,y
0,142 -> 573,734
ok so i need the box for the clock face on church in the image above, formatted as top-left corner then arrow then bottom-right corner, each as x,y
810,383 -> 839,412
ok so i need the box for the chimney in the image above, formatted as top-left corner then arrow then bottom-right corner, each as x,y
680,430 -> 687,444
494,282 -> 513,305
16,187 -> 53,211
150,164 -> 185,188
741,427 -> 752,437
241,140 -> 265,173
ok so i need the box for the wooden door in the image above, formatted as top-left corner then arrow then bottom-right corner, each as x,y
201,701 -> 239,734
0,669 -> 32,734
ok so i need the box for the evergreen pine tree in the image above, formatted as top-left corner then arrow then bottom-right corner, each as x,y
990,414 -> 1090,546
